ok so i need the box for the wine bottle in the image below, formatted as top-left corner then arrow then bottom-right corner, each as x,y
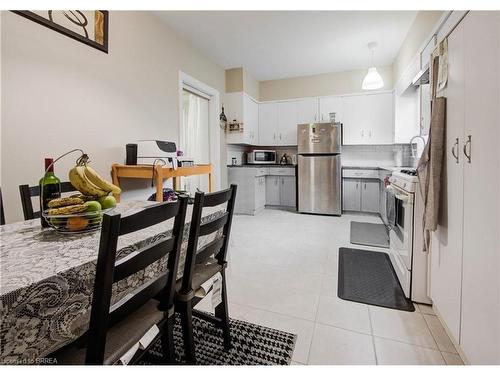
39,158 -> 61,227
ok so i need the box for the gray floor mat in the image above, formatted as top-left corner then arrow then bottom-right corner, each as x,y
338,247 -> 415,311
350,221 -> 389,248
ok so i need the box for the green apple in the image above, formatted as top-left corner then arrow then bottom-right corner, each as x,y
84,200 -> 102,212
99,195 -> 117,210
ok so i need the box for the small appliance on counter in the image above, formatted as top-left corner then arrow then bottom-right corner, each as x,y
279,153 -> 292,165
246,150 -> 277,164
126,140 -> 193,169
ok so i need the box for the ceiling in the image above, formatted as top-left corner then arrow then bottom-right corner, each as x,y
155,11 -> 417,81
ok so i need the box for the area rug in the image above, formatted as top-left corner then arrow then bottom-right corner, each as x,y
141,312 -> 297,365
350,221 -> 390,248
338,247 -> 415,311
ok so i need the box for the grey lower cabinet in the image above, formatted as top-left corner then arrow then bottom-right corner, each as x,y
228,166 -> 296,215
342,178 -> 380,213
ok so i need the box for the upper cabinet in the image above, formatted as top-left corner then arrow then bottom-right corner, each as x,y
224,92 -> 259,145
296,98 -> 319,124
277,101 -> 298,145
341,92 -> 394,145
319,96 -> 342,123
258,102 -> 279,145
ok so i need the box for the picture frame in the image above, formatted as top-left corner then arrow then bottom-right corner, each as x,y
11,10 -> 109,53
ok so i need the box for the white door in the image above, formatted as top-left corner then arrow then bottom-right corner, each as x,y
341,95 -> 366,144
258,102 -> 279,146
365,92 -> 394,144
360,179 -> 379,213
243,94 -> 259,144
265,175 -> 281,205
429,19 -> 465,345
280,176 -> 296,207
319,96 -> 342,123
342,179 -> 361,211
460,12 -> 500,364
296,98 -> 319,124
277,101 -> 298,145
181,89 -> 210,194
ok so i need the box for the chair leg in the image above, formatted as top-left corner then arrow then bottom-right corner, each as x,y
160,315 -> 176,364
179,300 -> 196,364
215,270 -> 232,351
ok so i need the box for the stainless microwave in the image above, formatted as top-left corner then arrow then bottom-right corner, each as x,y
247,150 -> 277,164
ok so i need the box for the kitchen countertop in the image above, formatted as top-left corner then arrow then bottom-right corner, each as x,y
342,165 -> 405,172
228,164 -> 296,168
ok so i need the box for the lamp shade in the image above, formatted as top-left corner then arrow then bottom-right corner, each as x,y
362,67 -> 384,90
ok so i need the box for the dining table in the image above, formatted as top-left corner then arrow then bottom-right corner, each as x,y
0,199 -> 225,365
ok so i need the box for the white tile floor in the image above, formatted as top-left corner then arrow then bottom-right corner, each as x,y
197,208 -> 464,365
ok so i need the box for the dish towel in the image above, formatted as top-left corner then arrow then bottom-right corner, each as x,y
417,52 -> 447,251
385,185 -> 396,228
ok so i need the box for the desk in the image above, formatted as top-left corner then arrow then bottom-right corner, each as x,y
111,164 -> 213,202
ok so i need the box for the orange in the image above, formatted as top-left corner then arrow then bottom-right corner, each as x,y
66,216 -> 89,231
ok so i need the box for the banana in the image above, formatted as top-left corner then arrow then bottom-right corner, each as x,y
83,166 -> 121,194
69,166 -> 108,197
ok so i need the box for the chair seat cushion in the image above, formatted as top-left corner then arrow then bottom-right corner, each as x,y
176,260 -> 223,295
55,299 -> 164,365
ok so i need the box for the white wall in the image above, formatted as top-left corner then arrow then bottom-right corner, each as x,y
259,66 -> 393,101
1,11 -> 226,223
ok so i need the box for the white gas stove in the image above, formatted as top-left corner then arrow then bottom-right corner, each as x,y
389,169 -> 418,192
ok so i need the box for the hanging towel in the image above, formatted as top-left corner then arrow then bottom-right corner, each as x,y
385,185 -> 396,228
417,53 -> 447,251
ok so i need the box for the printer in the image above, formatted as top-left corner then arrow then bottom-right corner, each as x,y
126,140 -> 194,169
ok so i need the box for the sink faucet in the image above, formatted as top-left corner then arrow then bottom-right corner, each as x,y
410,135 -> 426,158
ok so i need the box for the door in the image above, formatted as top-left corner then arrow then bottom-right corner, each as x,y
278,101 -> 298,145
460,12 -> 500,364
341,95 -> 366,144
319,96 -> 342,123
254,176 -> 266,212
181,89 -> 210,194
360,179 -> 380,213
366,92 -> 394,144
280,176 -> 296,207
429,19 -> 465,345
258,102 -> 278,145
244,94 -> 259,144
296,98 -> 319,124
342,179 -> 361,211
265,175 -> 281,205
298,155 -> 341,215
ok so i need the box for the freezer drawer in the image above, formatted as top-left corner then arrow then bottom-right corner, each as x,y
298,154 -> 341,215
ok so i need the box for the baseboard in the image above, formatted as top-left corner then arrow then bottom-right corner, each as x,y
432,303 -> 469,365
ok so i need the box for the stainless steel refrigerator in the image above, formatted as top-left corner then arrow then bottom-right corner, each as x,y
297,123 -> 342,215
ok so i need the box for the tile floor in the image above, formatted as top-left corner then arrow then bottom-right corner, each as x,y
197,208 -> 463,365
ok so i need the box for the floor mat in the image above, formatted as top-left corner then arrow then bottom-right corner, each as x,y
350,221 -> 389,248
338,247 -> 415,312
140,312 -> 297,365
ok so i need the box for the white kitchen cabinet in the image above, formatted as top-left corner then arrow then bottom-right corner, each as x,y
277,101 -> 298,145
265,175 -> 281,205
258,102 -> 279,145
254,176 -> 266,212
296,98 -> 319,124
342,179 -> 361,211
360,180 -> 380,213
228,167 -> 268,215
225,92 -> 259,145
342,92 -> 394,145
280,176 -> 296,207
430,12 -> 500,364
319,96 -> 342,123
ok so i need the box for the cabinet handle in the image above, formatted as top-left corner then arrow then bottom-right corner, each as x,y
282,178 -> 284,185
314,114 -> 317,122
463,135 -> 471,163
361,130 -> 364,138
369,130 -> 372,138
279,133 -> 282,140
364,183 -> 367,190
356,183 -> 359,189
321,114 -> 324,122
274,133 -> 276,140
451,138 -> 459,164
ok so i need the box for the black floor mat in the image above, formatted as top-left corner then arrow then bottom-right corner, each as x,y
338,247 -> 415,312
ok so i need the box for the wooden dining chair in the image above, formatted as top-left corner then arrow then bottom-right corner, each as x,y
19,182 -> 78,220
55,197 -> 188,365
175,184 -> 237,364
0,187 -> 5,225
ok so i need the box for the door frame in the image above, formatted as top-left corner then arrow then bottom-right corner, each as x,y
178,71 -> 221,190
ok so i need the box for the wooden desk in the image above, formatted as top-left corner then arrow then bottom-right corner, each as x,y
111,163 -> 213,202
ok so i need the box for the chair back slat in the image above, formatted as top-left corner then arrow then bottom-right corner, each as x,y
113,237 -> 175,283
108,272 -> 168,327
198,212 -> 228,236
0,187 -> 5,225
195,236 -> 225,264
84,197 -> 188,364
119,201 -> 179,236
202,188 -> 232,207
180,185 -> 237,294
19,181 -> 78,220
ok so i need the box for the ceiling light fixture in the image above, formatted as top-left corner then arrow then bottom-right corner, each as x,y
362,42 -> 384,90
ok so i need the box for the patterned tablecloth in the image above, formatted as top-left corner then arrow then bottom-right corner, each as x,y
0,200 -> 225,364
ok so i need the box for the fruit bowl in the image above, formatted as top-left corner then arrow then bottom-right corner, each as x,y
42,208 -> 114,234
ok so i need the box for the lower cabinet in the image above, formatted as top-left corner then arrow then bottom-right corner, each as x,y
266,175 -> 296,207
254,176 -> 266,213
342,178 -> 380,213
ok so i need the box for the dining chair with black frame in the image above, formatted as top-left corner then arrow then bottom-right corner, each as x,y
54,197 -> 188,365
175,184 -> 237,364
19,182 -> 78,220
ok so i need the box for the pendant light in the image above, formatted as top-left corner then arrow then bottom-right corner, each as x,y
362,42 -> 384,90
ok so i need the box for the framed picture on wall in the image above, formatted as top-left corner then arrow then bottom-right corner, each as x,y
12,10 -> 109,53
